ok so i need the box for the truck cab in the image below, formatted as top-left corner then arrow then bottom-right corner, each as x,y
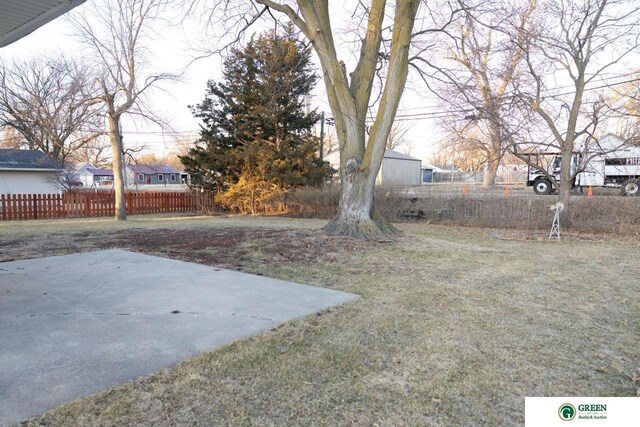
527,154 -> 580,195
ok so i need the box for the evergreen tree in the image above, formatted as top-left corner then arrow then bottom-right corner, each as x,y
181,26 -> 331,205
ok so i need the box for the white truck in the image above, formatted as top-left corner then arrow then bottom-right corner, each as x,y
527,134 -> 640,196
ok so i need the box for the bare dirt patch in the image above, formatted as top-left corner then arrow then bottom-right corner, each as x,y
106,227 -> 373,269
0,227 -> 373,271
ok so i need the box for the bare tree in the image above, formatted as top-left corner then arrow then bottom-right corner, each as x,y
386,123 -> 410,151
517,0 -> 640,214
170,136 -> 196,159
69,137 -> 113,168
136,151 -> 184,170
0,56 -> 103,165
438,125 -> 492,172
430,150 -> 452,168
423,0 -> 536,189
69,0 -> 176,220
603,72 -> 640,142
0,126 -> 24,149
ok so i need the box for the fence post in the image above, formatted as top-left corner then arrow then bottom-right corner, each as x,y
84,192 -> 91,217
133,192 -> 137,215
18,194 -> 24,220
13,194 -> 18,220
10,194 -> 15,220
32,194 -> 38,219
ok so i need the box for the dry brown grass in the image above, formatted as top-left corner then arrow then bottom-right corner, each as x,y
412,194 -> 640,234
287,185 -> 640,234
1,216 -> 638,426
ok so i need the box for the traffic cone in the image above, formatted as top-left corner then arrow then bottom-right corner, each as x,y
504,184 -> 510,196
462,184 -> 469,196
587,185 -> 593,197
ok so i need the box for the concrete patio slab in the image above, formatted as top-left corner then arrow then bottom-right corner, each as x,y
0,249 -> 356,425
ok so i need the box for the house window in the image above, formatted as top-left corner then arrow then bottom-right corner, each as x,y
158,174 -> 164,181
138,174 -> 144,182
170,174 -> 176,181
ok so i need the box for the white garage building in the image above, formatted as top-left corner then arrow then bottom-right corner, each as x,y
376,149 -> 422,186
0,149 -> 63,195
325,149 -> 422,187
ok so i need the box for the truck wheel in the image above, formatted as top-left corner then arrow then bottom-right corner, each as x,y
533,179 -> 553,195
621,179 -> 640,196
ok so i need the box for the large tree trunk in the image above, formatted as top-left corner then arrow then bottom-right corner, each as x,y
482,121 -> 502,189
261,0 -> 419,238
557,76 -> 584,228
482,157 -> 499,189
108,115 -> 127,220
558,143 -> 573,227
323,156 -> 396,239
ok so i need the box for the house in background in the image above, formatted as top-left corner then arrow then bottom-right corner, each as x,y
86,169 -> 115,187
72,163 -> 189,190
421,164 -> 457,183
0,149 -> 63,195
422,164 -> 460,183
74,163 -> 114,188
127,165 -> 185,188
324,149 -> 422,186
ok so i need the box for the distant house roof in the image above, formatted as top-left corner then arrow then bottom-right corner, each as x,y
87,168 -> 113,177
384,149 -> 421,162
0,149 -> 62,171
74,162 -> 96,172
129,165 -> 180,174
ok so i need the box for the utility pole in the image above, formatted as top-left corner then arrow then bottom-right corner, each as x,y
320,111 -> 325,160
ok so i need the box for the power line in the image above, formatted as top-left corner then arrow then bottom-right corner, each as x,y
360,74 -> 640,123
5,73 -> 640,136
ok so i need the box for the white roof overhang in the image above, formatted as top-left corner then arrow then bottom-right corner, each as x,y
0,0 -> 87,48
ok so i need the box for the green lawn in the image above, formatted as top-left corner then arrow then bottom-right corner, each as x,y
2,215 -> 638,426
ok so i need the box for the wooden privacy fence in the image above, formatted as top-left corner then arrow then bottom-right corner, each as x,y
0,191 -> 217,221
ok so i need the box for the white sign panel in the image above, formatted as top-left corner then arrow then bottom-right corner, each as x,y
525,397 -> 640,426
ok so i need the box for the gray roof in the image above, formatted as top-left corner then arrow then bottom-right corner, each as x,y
0,149 -> 62,170
1,0 -> 87,48
86,168 -> 113,177
129,165 -> 180,174
384,149 -> 421,162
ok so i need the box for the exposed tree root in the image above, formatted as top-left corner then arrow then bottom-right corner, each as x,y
322,212 -> 399,240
